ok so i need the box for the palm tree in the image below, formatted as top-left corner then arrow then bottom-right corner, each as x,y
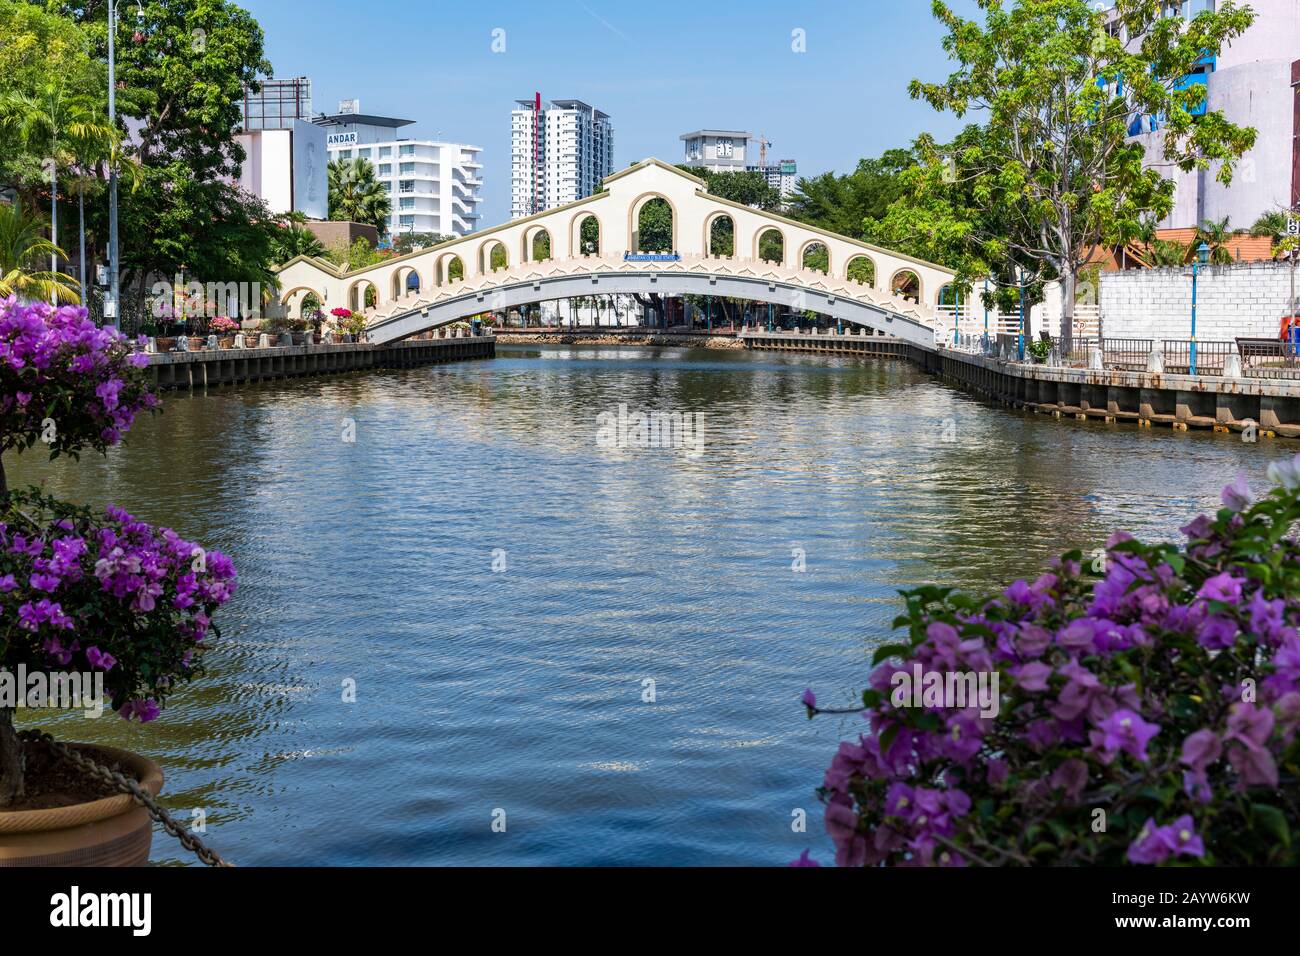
328,158 -> 391,234
1196,217 -> 1236,265
1148,238 -> 1189,268
0,199 -> 79,303
1,81 -> 118,302
270,225 -> 325,263
1251,210 -> 1289,242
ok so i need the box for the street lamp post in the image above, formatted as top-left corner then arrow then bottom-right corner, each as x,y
1018,279 -> 1026,362
982,277 -> 990,352
106,1 -> 142,330
1191,241 -> 1210,375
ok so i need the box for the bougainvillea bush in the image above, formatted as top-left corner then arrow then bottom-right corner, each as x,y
0,298 -> 237,807
0,297 -> 157,488
802,469 -> 1300,867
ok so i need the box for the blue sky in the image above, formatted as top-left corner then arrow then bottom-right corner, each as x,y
239,0 -> 979,224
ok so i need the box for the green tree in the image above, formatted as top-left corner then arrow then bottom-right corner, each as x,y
32,0 -> 279,320
636,198 -> 673,252
391,232 -> 454,256
1251,210 -> 1289,241
1147,237 -> 1189,267
787,149 -> 917,239
0,198 -> 79,303
325,236 -> 384,271
909,0 -> 1257,354
682,166 -> 783,211
1196,216 -> 1236,264
269,225 -> 325,263
2,83 -> 119,294
328,158 -> 391,235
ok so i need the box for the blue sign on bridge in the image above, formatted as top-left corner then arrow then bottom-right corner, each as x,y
624,253 -> 681,262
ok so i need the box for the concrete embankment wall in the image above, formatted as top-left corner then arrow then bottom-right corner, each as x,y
146,336 -> 495,390
496,332 -> 745,349
741,330 -> 1300,440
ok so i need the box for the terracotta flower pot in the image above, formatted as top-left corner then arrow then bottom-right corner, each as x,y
218,336 -> 236,349
0,743 -> 163,867
155,337 -> 176,352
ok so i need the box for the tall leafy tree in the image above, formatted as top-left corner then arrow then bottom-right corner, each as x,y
909,0 -> 1257,353
787,149 -> 917,239
2,83 -> 119,296
29,0 -> 276,316
328,158 -> 391,235
682,167 -> 783,211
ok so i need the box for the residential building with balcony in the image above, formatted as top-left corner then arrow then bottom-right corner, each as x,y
315,103 -> 484,237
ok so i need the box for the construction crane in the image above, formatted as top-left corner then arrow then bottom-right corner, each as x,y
756,133 -> 772,168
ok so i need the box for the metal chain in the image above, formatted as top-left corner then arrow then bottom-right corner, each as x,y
17,729 -> 233,867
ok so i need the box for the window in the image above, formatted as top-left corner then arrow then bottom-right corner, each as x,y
399,215 -> 415,229
399,144 -> 415,156
400,198 -> 415,210
378,164 -> 392,177
399,180 -> 415,193
379,146 -> 392,158
400,162 -> 415,174
337,149 -> 352,159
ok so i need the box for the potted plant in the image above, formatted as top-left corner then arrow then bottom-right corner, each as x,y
329,308 -> 352,343
0,298 -> 237,866
210,316 -> 239,348
1027,338 -> 1051,364
339,311 -> 367,343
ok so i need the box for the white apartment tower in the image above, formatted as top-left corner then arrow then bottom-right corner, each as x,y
511,96 -> 614,219
316,102 -> 484,237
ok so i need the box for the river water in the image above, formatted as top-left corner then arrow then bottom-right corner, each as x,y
9,343 -> 1280,865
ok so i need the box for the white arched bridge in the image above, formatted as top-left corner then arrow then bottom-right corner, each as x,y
273,159 -> 959,348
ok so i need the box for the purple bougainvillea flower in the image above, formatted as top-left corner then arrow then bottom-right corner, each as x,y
1179,729 -> 1222,773
1220,474 -> 1252,512
788,849 -> 820,867
1197,572 -> 1244,605
801,688 -> 816,710
119,699 -> 161,723
1090,709 -> 1160,764
85,646 -> 116,672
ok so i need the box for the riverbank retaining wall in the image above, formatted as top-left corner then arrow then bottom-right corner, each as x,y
145,336 -> 495,390
740,330 -> 1300,440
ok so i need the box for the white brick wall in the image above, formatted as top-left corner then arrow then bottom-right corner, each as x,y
1100,262 -> 1300,343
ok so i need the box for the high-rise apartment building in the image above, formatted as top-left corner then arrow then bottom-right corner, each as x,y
511,96 -> 614,219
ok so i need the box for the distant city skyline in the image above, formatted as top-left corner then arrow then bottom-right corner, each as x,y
238,0 -> 976,226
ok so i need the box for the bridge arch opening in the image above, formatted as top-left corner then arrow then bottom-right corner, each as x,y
890,269 -> 922,303
800,241 -> 829,275
282,286 -> 323,321
348,278 -> 378,313
436,253 -> 464,286
704,212 -> 735,257
390,267 -> 420,302
756,227 -> 784,265
572,212 -> 601,255
523,225 -> 553,262
630,194 -> 675,253
479,238 -> 509,273
845,254 -> 877,287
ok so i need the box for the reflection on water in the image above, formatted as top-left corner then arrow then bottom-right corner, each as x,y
7,344 -> 1278,865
